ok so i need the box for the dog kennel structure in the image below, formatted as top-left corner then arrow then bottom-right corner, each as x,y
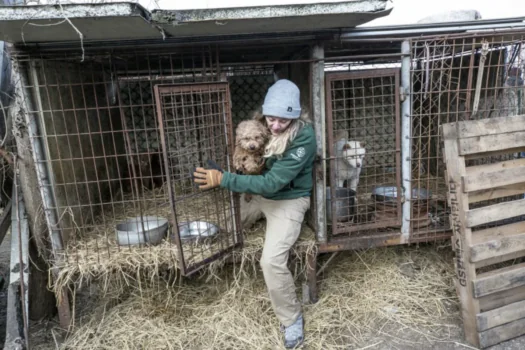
2,2 -> 525,330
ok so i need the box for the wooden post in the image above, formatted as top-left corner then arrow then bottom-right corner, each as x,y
310,43 -> 327,243
442,123 -> 480,347
301,248 -> 319,305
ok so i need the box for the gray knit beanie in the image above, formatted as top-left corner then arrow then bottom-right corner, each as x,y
262,79 -> 301,119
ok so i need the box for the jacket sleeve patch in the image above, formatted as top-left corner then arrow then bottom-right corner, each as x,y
290,147 -> 306,161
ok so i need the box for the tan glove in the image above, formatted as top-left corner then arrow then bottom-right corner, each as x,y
193,167 -> 223,190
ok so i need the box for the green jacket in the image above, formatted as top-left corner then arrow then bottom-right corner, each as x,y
221,123 -> 316,200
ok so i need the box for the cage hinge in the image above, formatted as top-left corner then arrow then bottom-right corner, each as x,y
399,86 -> 407,102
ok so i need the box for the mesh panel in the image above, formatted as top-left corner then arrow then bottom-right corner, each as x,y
326,70 -> 401,237
410,35 -> 525,242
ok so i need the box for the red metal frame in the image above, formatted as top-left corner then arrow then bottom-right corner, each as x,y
325,69 -> 402,236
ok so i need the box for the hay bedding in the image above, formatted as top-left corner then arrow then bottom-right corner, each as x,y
50,244 -> 459,350
52,184 -> 316,297
47,183 -> 460,349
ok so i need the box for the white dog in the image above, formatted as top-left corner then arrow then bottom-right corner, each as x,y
334,130 -> 366,192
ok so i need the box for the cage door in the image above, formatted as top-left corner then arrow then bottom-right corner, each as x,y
326,69 -> 402,236
154,83 -> 241,276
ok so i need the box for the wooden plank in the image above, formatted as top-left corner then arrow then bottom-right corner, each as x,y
472,221 -> 525,244
471,233 -> 525,264
457,114 -> 525,138
469,183 -> 525,204
442,122 -> 480,347
473,262 -> 525,298
466,158 -> 525,176
477,299 -> 525,331
464,146 -> 525,161
479,316 -> 525,348
470,221 -> 525,262
479,285 -> 525,312
466,199 -> 525,228
459,131 -> 525,156
475,250 -> 525,269
462,159 -> 525,192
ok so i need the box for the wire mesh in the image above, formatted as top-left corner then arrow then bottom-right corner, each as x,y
410,33 -> 525,242
23,31 -> 525,256
326,69 -> 401,237
227,69 -> 275,128
21,46 -> 244,276
155,83 -> 239,275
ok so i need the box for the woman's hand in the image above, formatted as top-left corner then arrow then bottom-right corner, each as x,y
193,167 -> 223,190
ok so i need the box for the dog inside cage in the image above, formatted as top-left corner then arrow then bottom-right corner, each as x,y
326,70 -> 402,236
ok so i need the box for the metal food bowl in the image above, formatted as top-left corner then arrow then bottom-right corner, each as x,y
326,187 -> 356,222
372,186 -> 431,205
116,216 -> 169,246
175,221 -> 219,242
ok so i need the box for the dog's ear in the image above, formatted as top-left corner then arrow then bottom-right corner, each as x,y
334,129 -> 348,141
342,143 -> 351,151
252,109 -> 265,123
235,120 -> 245,133
261,124 -> 271,139
360,141 -> 366,148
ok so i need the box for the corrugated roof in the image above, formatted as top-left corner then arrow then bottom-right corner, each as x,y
0,1 -> 392,45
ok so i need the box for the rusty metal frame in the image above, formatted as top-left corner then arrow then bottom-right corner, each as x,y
325,68 -> 402,236
154,82 -> 241,276
407,32 -> 525,243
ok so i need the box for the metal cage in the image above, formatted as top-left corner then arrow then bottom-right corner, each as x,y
154,82 -> 240,274
326,69 -> 401,235
320,28 -> 525,250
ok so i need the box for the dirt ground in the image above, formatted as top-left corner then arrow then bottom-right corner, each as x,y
1,239 -> 525,349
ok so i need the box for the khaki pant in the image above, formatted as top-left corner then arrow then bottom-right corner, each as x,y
241,194 -> 311,327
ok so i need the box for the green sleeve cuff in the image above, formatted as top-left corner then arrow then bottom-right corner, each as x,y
221,171 -> 231,188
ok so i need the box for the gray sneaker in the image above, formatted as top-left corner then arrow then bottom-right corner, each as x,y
282,314 -> 304,348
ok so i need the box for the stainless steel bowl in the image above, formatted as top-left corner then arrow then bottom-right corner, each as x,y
372,186 -> 431,204
115,216 -> 169,246
326,187 -> 356,222
175,221 -> 219,242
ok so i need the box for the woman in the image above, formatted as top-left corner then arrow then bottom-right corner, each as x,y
193,79 -> 316,348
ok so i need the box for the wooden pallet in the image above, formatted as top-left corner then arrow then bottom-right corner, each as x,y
442,115 -> 525,349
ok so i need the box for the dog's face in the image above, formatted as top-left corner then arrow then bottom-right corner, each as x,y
235,120 -> 269,152
342,141 -> 366,168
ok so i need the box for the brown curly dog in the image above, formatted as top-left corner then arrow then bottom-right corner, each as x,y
233,115 -> 270,202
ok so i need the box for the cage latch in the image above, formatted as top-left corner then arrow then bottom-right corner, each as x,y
399,86 -> 407,102
400,187 -> 406,204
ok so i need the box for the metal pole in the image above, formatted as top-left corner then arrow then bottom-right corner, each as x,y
24,62 -> 64,253
400,40 -> 412,243
11,59 -> 72,329
310,44 -> 327,243
4,184 -> 30,350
